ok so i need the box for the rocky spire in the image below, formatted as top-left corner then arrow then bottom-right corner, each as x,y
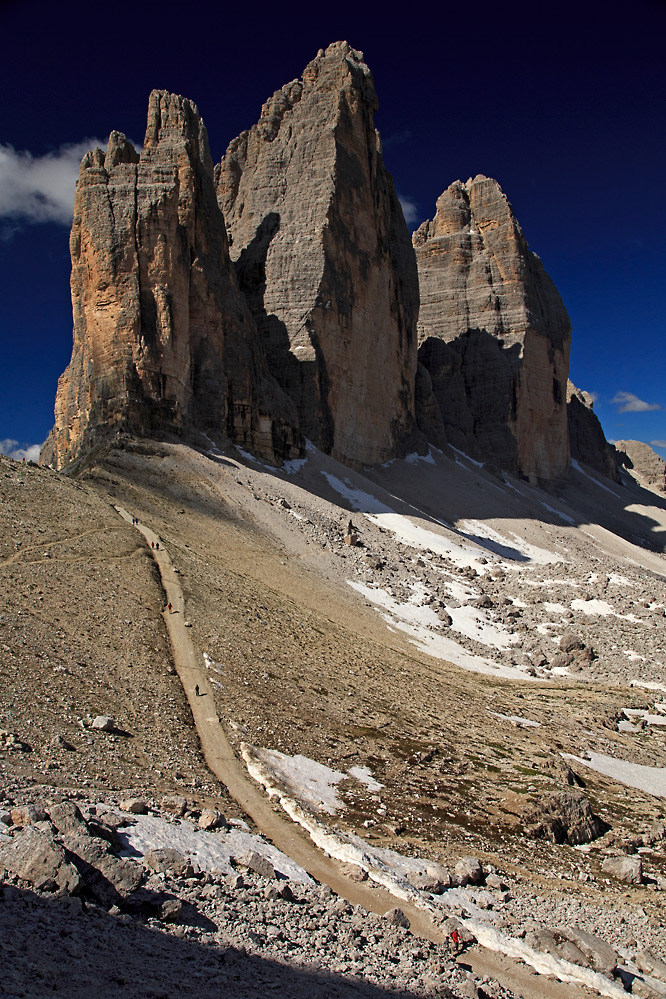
567,382 -> 619,481
43,90 -> 301,469
216,41 -> 423,466
414,176 -> 571,482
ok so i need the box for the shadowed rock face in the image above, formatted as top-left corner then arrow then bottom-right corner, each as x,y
43,90 -> 301,469
567,382 -> 620,481
414,176 -> 571,483
216,41 -> 423,467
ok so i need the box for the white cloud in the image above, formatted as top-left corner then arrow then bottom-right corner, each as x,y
650,440 -> 666,449
612,391 -> 661,413
586,390 -> 599,404
0,138 -> 105,225
0,439 -> 42,462
397,193 -> 419,227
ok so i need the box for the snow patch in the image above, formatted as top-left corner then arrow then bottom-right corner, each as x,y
563,751 -> 666,797
283,457 -> 308,474
404,450 -> 436,465
240,746 -> 629,998
234,445 -> 278,472
322,473 -> 482,568
242,746 -> 346,815
571,459 -> 622,498
348,766 -> 383,791
348,581 -> 537,680
539,500 -> 575,525
571,598 -> 614,616
489,712 -> 541,728
450,445 -> 484,468
113,809 -> 313,884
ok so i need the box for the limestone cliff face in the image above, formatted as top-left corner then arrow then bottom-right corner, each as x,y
43,91 -> 301,469
414,176 -> 571,482
216,41 -> 422,466
614,439 -> 666,494
567,382 -> 619,481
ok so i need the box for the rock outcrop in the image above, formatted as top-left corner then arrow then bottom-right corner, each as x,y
567,382 -> 620,481
414,176 -> 571,482
615,439 -> 666,494
216,41 -> 422,466
43,91 -> 301,470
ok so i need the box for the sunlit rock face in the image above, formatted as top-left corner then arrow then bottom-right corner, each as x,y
216,41 -> 423,467
414,175 -> 571,483
615,439 -> 666,494
43,90 -> 301,469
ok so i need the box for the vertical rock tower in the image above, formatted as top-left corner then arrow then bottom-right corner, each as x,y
414,176 -> 571,482
216,41 -> 422,466
44,91 -> 301,469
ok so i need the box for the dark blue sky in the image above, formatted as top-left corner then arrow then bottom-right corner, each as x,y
1,0 -> 664,457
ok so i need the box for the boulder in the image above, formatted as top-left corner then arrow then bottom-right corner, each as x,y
636,950 -> 666,983
563,927 -> 618,975
237,850 -> 275,879
144,848 -> 193,878
48,801 -> 88,837
91,716 -> 115,732
198,809 -> 226,831
161,796 -> 187,817
9,805 -> 47,827
521,791 -> 607,845
63,833 -> 143,906
560,632 -> 585,653
0,824 -> 80,893
454,856 -> 484,886
383,907 -> 410,929
120,799 -> 149,815
602,855 -> 642,884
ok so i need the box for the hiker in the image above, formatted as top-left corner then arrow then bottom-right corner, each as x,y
167,602 -> 172,613
194,684 -> 200,697
151,541 -> 154,549
155,542 -> 159,550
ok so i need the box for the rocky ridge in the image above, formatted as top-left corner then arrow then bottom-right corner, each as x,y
414,176 -> 571,483
615,440 -> 666,495
567,382 -> 620,481
43,91 -> 302,471
216,41 -> 423,467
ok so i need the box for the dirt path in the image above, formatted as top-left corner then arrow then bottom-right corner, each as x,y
115,505 -> 601,999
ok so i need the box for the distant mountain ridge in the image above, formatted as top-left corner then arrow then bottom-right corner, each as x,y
43,42 -> 616,483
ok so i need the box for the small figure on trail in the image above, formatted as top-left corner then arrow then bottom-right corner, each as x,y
194,684 -> 200,697
155,542 -> 160,550
347,518 -> 354,535
151,541 -> 154,549
167,602 -> 172,613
